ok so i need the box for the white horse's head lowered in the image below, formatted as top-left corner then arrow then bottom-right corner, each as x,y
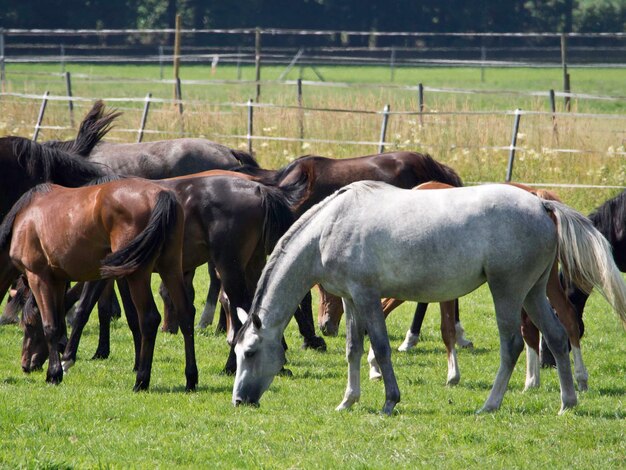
232,310 -> 285,406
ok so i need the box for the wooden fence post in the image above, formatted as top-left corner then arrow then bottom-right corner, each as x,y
390,46 -> 396,82
173,14 -> 181,102
297,78 -> 304,141
0,29 -> 5,93
549,89 -> 558,139
175,76 -> 183,115
560,34 -> 571,112
247,98 -> 254,154
378,104 -> 390,153
60,44 -> 65,74
255,28 -> 262,101
505,109 -> 522,182
159,45 -> 164,80
32,91 -> 50,142
65,71 -> 74,128
137,93 -> 152,143
418,83 -> 424,127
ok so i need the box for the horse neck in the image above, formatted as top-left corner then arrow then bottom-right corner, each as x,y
254,236 -> 319,335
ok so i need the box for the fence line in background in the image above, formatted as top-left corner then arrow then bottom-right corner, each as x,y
2,90 -> 624,189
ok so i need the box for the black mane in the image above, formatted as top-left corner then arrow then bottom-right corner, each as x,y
588,190 -> 626,243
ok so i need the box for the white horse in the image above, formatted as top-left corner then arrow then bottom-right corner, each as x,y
232,182 -> 626,415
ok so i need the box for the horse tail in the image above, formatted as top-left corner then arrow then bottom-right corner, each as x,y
230,149 -> 260,168
100,190 -> 179,278
70,100 -> 122,156
258,185 -> 295,254
543,200 -> 626,329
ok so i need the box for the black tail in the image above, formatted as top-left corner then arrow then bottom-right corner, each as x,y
100,191 -> 179,278
230,149 -> 260,168
69,100 -> 121,156
258,185 -> 296,254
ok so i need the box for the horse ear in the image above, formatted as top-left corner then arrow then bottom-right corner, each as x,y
236,307 -> 249,324
251,313 -> 262,330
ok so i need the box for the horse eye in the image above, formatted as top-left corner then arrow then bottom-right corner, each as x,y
243,350 -> 256,359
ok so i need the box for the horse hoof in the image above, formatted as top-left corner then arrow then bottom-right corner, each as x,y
577,379 -> 588,392
133,381 -> 149,392
62,359 -> 75,372
302,336 -> 327,352
381,401 -> 396,416
0,315 -> 19,326
446,375 -> 460,386
398,331 -> 419,352
92,350 -> 110,360
369,367 -> 382,381
161,324 -> 180,335
46,372 -> 63,385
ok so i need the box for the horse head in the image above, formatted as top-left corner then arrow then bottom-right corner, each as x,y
232,309 -> 285,407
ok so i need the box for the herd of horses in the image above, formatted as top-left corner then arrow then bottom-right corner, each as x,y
1,100 -> 625,416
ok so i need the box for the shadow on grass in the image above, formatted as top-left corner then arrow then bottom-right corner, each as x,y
148,383 -> 232,394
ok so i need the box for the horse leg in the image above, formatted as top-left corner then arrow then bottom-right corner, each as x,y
367,298 -> 405,379
479,284 -> 526,413
454,299 -> 473,348
441,300 -> 460,385
0,278 -> 28,325
336,297 -> 365,411
159,270 -> 198,392
318,284 -> 344,337
26,273 -> 66,384
117,278 -> 141,372
523,282 -> 577,414
93,279 -> 119,359
356,292 -> 401,415
296,290 -> 327,351
546,264 -> 587,391
198,263 -> 221,329
125,271 -> 161,391
398,302 -> 428,352
521,309 -> 541,390
64,281 -> 85,328
61,280 -> 107,370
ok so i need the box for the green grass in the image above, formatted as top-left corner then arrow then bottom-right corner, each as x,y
1,276 -> 625,468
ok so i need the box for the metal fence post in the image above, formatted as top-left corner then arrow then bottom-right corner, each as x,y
390,46 -> 396,82
60,44 -> 65,74
33,91 -> 50,142
137,93 -> 152,143
418,83 -> 424,127
561,34 -> 571,112
247,98 -> 254,154
65,71 -> 74,127
378,104 -> 390,153
175,76 -> 183,115
549,89 -> 558,138
158,45 -> 164,80
505,108 -> 522,182
297,78 -> 304,141
255,28 -> 262,102
0,29 -> 5,92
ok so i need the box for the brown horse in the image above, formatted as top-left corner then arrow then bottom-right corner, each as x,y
0,178 -> 197,391
318,181 -> 588,391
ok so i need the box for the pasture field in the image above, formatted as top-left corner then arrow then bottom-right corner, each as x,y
0,62 -> 625,467
0,276 -> 625,468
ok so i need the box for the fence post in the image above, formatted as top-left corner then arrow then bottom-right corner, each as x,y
137,93 -> 152,143
560,33 -> 571,112
549,89 -> 558,138
418,83 -> 424,127
65,71 -> 75,128
297,78 -> 304,141
158,45 -> 164,80
247,98 -> 254,154
33,91 -> 50,142
505,109 -> 522,182
255,28 -> 262,101
390,46 -> 396,82
60,44 -> 65,74
173,14 -> 181,101
175,77 -> 183,115
480,45 -> 486,83
0,29 -> 5,93
378,104 -> 390,153
236,46 -> 242,80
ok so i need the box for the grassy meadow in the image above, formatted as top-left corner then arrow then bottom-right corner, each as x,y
0,62 -> 625,467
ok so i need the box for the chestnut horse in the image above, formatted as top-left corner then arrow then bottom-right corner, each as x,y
0,178 -> 197,391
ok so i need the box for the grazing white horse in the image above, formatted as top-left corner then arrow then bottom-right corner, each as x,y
232,182 -> 626,415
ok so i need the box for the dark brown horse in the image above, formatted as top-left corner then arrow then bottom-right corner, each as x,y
21,172 -> 309,375
0,178 -> 197,391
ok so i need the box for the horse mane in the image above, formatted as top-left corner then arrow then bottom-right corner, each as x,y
12,137 -> 109,185
588,190 -> 626,242
411,153 -> 463,187
249,181 -> 371,314
83,173 -> 126,187
0,183 -> 53,251
230,149 -> 260,168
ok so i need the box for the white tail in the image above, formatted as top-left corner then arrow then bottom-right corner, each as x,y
544,200 -> 626,329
